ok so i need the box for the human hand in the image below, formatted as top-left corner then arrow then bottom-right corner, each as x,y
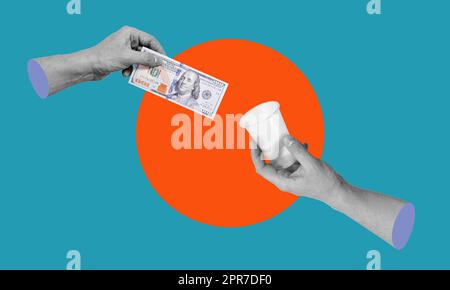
250,135 -> 346,205
250,135 -> 415,249
87,26 -> 166,80
28,26 -> 166,98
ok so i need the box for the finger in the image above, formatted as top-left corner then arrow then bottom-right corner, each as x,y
278,169 -> 292,179
250,143 -> 287,190
250,142 -> 265,171
283,135 -> 314,167
259,166 -> 288,191
126,51 -> 163,68
122,66 -> 133,77
130,27 -> 166,55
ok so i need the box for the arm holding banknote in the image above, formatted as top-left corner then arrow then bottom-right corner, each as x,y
251,135 -> 415,249
28,26 -> 165,98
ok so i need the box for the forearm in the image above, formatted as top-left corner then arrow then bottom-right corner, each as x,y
28,49 -> 96,98
325,182 -> 415,249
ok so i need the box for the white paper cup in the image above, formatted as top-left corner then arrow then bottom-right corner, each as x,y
240,101 -> 297,169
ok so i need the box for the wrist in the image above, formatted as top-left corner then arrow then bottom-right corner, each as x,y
321,176 -> 351,211
78,47 -> 101,81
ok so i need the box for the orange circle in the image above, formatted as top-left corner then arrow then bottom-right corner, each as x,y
136,39 -> 324,227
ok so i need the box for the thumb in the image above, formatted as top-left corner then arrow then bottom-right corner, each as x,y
283,135 -> 314,166
126,50 -> 163,68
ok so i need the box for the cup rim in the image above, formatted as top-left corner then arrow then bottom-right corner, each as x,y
239,101 -> 280,128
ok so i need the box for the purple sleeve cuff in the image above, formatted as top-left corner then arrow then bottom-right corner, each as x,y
27,59 -> 49,99
392,203 -> 415,250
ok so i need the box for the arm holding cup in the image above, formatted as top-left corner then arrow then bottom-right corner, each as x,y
241,102 -> 415,249
250,135 -> 415,249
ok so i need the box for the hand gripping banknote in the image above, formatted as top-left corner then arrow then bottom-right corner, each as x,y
129,47 -> 228,119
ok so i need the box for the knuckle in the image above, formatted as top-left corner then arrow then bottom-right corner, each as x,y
147,55 -> 157,65
277,183 -> 287,192
283,184 -> 291,192
121,25 -> 135,32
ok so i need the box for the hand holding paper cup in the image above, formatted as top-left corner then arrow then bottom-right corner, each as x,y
244,102 -> 415,250
240,101 -> 299,171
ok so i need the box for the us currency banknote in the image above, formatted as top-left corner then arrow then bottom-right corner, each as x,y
129,47 -> 228,119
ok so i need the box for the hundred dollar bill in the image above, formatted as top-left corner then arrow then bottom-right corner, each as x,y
129,47 -> 228,119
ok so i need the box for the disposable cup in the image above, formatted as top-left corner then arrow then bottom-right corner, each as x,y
240,101 -> 297,170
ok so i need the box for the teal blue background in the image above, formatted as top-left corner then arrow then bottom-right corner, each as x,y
1,0 -> 449,269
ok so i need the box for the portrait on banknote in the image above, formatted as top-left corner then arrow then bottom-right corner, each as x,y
167,70 -> 201,111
